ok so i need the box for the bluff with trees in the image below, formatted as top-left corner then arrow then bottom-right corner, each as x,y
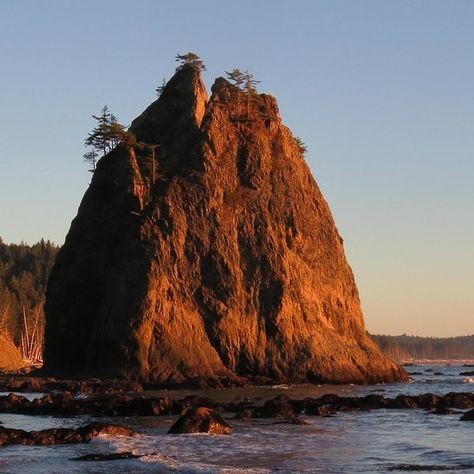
373,334 -> 474,361
0,238 -> 59,362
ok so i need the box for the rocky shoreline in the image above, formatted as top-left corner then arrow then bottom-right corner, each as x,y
1,377 -> 473,422
1,373 -> 473,457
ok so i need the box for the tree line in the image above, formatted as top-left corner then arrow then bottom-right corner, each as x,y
0,237 -> 59,356
372,334 -> 474,361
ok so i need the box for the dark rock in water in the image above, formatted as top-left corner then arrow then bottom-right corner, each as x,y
460,409 -> 474,421
259,399 -> 297,419
305,404 -> 336,417
168,407 -> 232,435
43,62 -> 406,385
433,372 -> 444,376
0,391 -> 177,417
459,371 -> 474,376
442,393 -> 474,409
2,390 -> 473,420
432,406 -> 456,415
233,409 -> 254,420
0,423 -> 135,447
415,393 -> 440,409
73,451 -> 140,461
392,395 -> 419,409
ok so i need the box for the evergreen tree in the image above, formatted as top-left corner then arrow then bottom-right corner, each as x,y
85,105 -> 113,156
156,78 -> 167,97
294,137 -> 307,155
243,71 -> 260,95
175,52 -> 206,71
83,106 -> 137,172
225,68 -> 245,90
243,71 -> 260,117
83,150 -> 99,173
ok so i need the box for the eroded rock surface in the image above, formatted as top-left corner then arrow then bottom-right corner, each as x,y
44,63 -> 406,384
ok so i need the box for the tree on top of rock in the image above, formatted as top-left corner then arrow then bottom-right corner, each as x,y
225,68 -> 245,90
243,71 -> 260,95
243,71 -> 260,117
83,106 -> 137,173
175,52 -> 206,72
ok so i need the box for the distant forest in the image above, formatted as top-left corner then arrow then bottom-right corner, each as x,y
373,334 -> 474,361
0,238 -> 59,348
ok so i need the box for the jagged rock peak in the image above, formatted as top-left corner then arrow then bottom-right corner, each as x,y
44,63 -> 407,385
131,64 -> 208,146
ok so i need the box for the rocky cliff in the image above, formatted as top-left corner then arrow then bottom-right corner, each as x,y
44,64 -> 407,384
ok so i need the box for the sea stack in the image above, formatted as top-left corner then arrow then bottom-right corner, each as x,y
44,63 -> 406,384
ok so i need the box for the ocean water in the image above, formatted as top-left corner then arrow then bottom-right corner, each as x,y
0,363 -> 473,473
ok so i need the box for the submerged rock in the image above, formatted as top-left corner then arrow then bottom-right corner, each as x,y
460,409 -> 474,421
73,451 -> 140,461
273,417 -> 309,425
44,62 -> 406,385
168,406 -> 232,435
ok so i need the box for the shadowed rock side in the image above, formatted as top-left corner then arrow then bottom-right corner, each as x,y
44,64 -> 406,384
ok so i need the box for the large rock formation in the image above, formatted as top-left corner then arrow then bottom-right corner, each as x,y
0,333 -> 23,372
44,64 -> 406,384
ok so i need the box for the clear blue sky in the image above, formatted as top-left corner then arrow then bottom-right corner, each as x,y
0,0 -> 472,337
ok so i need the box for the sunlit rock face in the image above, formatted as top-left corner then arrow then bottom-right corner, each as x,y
44,64 -> 407,385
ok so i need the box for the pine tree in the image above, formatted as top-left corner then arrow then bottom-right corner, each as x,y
85,105 -> 113,156
225,68 -> 245,90
83,106 -> 137,172
294,137 -> 307,155
243,71 -> 260,117
156,78 -> 167,97
83,149 -> 99,173
175,52 -> 206,71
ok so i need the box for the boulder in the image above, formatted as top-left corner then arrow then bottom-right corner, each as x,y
168,407 -> 232,435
